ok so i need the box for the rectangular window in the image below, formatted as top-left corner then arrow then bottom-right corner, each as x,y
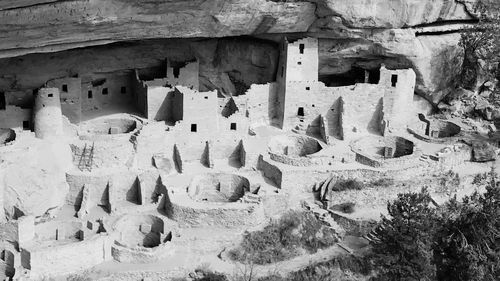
173,67 -> 180,78
48,94 -> 53,97
299,44 -> 305,54
190,124 -> 197,132
88,90 -> 93,99
297,107 -> 304,117
230,123 -> 237,130
23,121 -> 30,130
306,87 -> 310,91
102,88 -> 108,95
391,74 -> 398,87
204,96 -> 208,99
0,92 -> 5,110
62,84 -> 68,92
121,86 -> 126,94
298,61 -> 302,65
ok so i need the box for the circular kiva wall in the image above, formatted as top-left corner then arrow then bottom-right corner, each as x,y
111,214 -> 174,263
168,173 -> 264,228
409,117 -> 461,143
0,129 -> 15,146
80,117 -> 138,136
114,215 -> 166,248
351,136 -> 420,168
267,135 -> 323,166
188,173 -> 249,202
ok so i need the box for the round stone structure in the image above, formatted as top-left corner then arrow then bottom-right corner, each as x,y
169,173 -> 264,228
111,214 -> 174,263
0,129 -> 15,146
34,87 -> 63,139
267,134 -> 324,166
351,135 -> 420,168
78,116 -> 141,140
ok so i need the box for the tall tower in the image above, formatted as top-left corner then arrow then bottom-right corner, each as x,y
34,87 -> 63,139
276,37 -> 319,129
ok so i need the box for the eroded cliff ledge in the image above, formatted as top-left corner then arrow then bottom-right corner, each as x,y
0,0 -> 498,103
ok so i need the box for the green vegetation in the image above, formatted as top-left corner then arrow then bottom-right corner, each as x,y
370,177 -> 395,188
332,178 -> 365,191
437,170 -> 460,194
228,210 -> 338,265
459,0 -> 500,94
371,172 -> 500,281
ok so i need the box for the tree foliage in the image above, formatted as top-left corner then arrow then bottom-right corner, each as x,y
459,0 -> 500,90
371,188 -> 437,281
371,173 -> 500,281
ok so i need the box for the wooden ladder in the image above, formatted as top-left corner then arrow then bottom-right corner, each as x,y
77,142 -> 95,172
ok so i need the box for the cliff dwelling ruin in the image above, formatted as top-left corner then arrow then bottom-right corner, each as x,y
0,3 -> 498,277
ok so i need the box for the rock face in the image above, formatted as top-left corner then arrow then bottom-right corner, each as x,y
0,0 -> 499,102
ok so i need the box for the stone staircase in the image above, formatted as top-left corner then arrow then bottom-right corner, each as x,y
363,220 -> 389,244
303,200 -> 346,240
238,193 -> 261,204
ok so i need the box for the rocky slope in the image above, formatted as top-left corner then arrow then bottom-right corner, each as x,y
1,0 -> 499,102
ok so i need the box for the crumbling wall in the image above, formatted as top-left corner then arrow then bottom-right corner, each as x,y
24,234 -> 113,277
342,84 -> 384,139
245,83 -> 277,126
65,170 -> 140,207
81,72 -> 134,114
0,106 -> 31,129
166,60 -> 199,90
46,77 -> 82,124
70,139 -> 135,170
380,66 -> 416,135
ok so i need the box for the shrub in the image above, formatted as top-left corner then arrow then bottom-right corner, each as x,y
192,265 -> 228,281
332,178 -> 364,191
228,211 -> 337,265
332,202 -> 356,214
370,177 -> 394,188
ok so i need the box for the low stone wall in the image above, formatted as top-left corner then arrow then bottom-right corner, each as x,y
329,211 -> 377,236
257,156 -> 283,187
168,192 -> 265,228
111,241 -> 174,264
23,234 -> 114,277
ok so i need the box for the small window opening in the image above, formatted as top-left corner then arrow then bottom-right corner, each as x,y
0,92 -> 5,110
204,96 -> 208,99
230,123 -> 237,130
102,88 -> 108,95
23,121 -> 30,130
173,67 -> 180,78
121,86 -> 126,94
299,44 -> 305,54
391,74 -> 398,87
48,94 -> 53,97
88,90 -> 93,99
297,107 -> 304,116
312,104 -> 315,107
190,124 -> 197,132
62,84 -> 68,92
298,62 -> 302,65
306,87 -> 310,91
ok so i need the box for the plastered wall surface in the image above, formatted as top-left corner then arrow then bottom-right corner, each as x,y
24,234 -> 114,277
